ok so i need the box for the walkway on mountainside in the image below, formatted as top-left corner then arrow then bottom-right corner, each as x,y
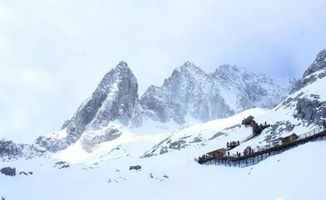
197,126 -> 326,167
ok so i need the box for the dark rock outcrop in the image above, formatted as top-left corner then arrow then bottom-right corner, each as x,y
54,161 -> 70,169
0,167 -> 16,176
129,165 -> 142,171
294,97 -> 326,125
0,139 -> 45,160
19,171 -> 33,176
19,171 -> 28,176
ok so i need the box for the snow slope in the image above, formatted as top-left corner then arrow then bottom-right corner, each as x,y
2,104 -> 323,200
53,108 -> 267,164
1,139 -> 326,200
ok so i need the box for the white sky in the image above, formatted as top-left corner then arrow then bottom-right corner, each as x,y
0,0 -> 326,142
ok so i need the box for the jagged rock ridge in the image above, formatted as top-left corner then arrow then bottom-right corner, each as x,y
141,62 -> 291,124
292,49 -> 326,93
36,61 -> 140,152
279,49 -> 326,126
36,61 -> 291,152
0,139 -> 45,161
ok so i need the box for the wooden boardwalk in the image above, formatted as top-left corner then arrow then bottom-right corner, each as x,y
197,126 -> 326,167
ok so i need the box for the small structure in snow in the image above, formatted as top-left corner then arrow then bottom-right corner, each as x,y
280,133 -> 299,145
207,148 -> 227,158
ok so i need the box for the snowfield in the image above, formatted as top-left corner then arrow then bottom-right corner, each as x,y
1,106 -> 326,200
1,140 -> 326,200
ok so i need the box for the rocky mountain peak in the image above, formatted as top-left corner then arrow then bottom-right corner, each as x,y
36,60 -> 292,152
36,61 -> 139,152
302,49 -> 326,78
277,49 -> 326,127
117,60 -> 128,67
292,49 -> 326,93
113,61 -> 133,74
174,62 -> 206,77
178,61 -> 197,69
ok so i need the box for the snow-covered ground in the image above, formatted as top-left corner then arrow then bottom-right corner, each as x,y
1,139 -> 325,200
1,106 -> 326,200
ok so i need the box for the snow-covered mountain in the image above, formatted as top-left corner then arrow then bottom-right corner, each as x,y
35,61 -> 142,152
35,61 -> 291,153
53,49 -> 325,163
142,62 -> 291,124
141,50 -> 326,158
1,50 -> 326,200
281,49 -> 326,126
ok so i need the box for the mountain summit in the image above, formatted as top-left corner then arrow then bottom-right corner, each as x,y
280,49 -> 326,126
36,62 -> 140,151
36,61 -> 291,152
141,63 -> 291,124
292,49 -> 326,93
63,61 -> 139,134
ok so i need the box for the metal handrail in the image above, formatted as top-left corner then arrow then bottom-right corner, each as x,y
245,126 -> 325,157
197,125 -> 326,163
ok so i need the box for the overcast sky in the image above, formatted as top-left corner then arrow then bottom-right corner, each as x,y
0,0 -> 326,142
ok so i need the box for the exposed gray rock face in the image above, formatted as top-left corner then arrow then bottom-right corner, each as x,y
140,85 -> 185,124
140,62 -> 290,124
294,96 -> 326,126
292,49 -> 326,93
0,139 -> 45,160
303,50 -> 326,78
65,61 -> 138,136
36,61 -> 140,152
263,121 -> 297,143
80,126 -> 122,152
278,50 -> 326,126
161,62 -> 233,121
35,136 -> 70,153
35,61 -> 291,153
213,65 -> 291,109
